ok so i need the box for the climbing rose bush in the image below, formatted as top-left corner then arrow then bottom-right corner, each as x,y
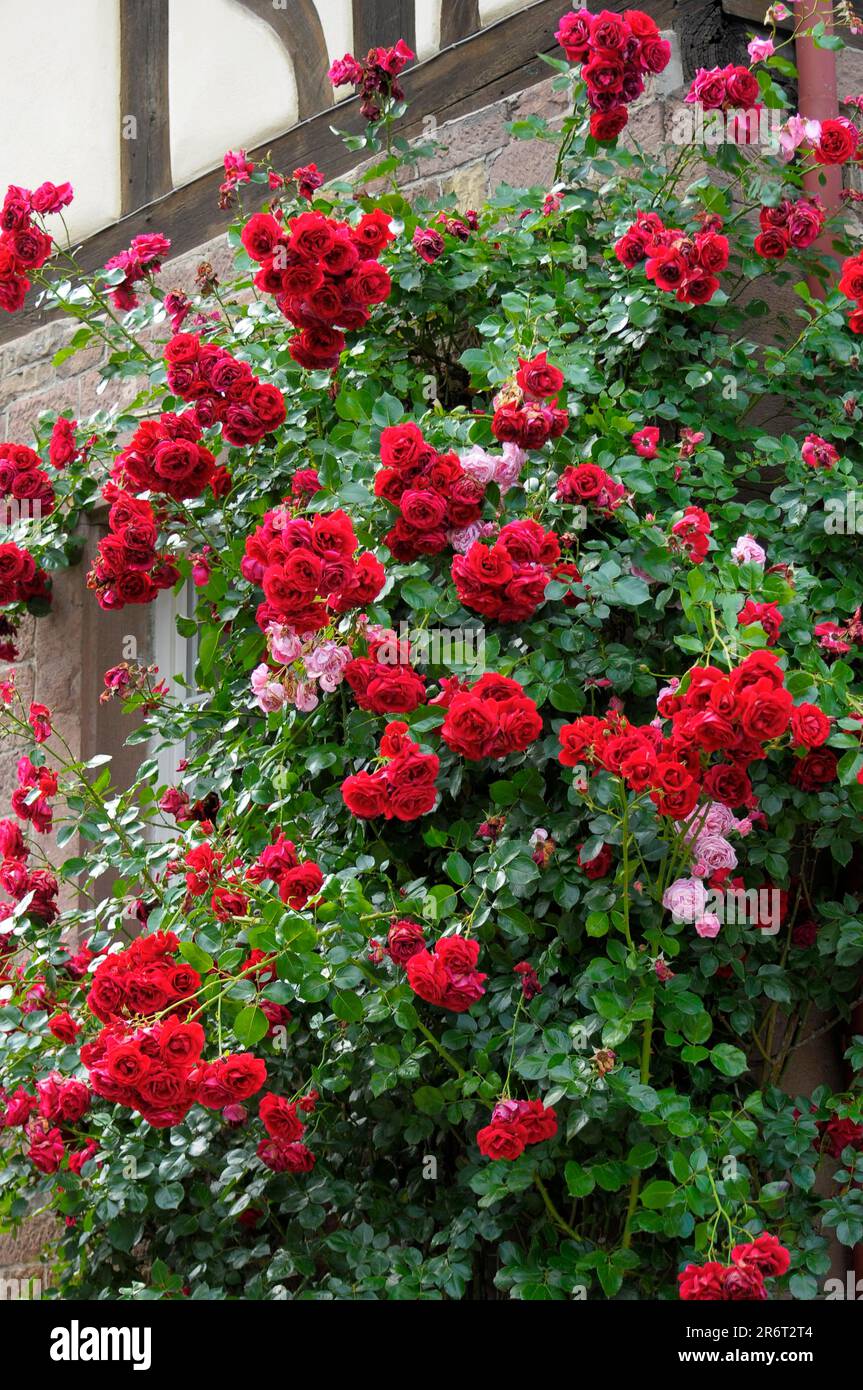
1,9 -> 863,1301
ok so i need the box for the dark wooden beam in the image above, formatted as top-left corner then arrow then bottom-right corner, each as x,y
0,0 -> 678,349
119,0 -> 172,215
440,0 -> 482,47
233,0 -> 333,119
352,0 -> 417,56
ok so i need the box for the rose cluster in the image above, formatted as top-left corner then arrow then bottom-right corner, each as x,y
560,650 -> 829,819
49,416 -> 87,470
0,542 -> 51,612
0,181 -> 68,313
615,210 -> 728,305
88,487 -> 180,612
82,1014 -> 266,1129
341,721 -> 439,821
328,39 -> 415,122
109,408 -> 220,501
406,934 -> 486,1012
86,931 -> 201,1024
11,756 -> 58,835
165,332 -> 287,446
344,636 -> 427,715
438,672 -> 543,761
491,354 -> 569,449
2,1084 -> 96,1177
20,1072 -> 93,1175
555,9 -> 672,141
103,232 -> 171,311
684,64 -> 760,115
679,1233 -> 790,1301
753,196 -> 824,260
452,518 -> 560,622
477,1097 -> 558,1160
257,1091 -> 316,1173
375,422 -> 487,561
246,831 -> 324,910
556,462 -> 626,515
183,842 -> 249,922
670,505 -> 712,563
251,625 -> 353,713
0,442 -> 56,519
242,207 -> 394,370
0,832 -> 59,922
243,506 -> 385,636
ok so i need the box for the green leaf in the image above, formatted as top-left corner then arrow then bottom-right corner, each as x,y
641,1180 -> 677,1210
179,941 -> 214,973
154,1183 -> 185,1210
710,1044 -> 749,1077
233,1005 -> 269,1047
564,1161 -> 596,1197
444,851 -> 471,885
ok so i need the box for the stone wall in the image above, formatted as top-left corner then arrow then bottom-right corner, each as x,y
0,43 -> 857,1289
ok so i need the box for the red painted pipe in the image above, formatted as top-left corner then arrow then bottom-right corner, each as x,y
794,0 -> 859,1287
795,0 -> 842,296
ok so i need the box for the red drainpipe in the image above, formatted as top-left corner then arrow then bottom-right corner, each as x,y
795,0 -> 842,297
794,0 -> 860,1286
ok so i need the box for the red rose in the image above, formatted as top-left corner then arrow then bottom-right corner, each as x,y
441,694 -> 498,760
259,1092 -> 304,1142
754,227 -> 790,260
356,662 -> 426,715
476,1121 -> 526,1161
279,862 -> 323,910
400,488 -> 447,531
341,770 -> 388,817
731,1233 -> 790,1278
289,325 -> 345,370
815,118 -> 858,165
789,748 -> 837,790
678,1261 -> 730,1301
387,778 -> 438,820
220,1053 -> 268,1100
790,703 -> 830,748
722,1266 -> 767,1300
257,1137 -> 316,1172
515,351 -> 564,400
556,11 -> 591,61
349,261 -> 391,305
48,1010 -> 80,1044
724,65 -> 760,108
288,210 -> 335,260
241,213 -> 284,262
380,422 -> 427,470
352,209 -> 395,255
386,919 -> 425,964
591,107 -> 629,141
702,762 -> 752,808
739,681 -> 792,741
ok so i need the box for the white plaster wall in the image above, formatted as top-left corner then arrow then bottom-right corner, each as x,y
170,0 -> 299,186
315,0 -> 353,60
0,0 -> 121,242
480,0 -> 534,26
413,0 -> 441,59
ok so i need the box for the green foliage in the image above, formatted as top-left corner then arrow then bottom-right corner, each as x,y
0,50 -> 862,1303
